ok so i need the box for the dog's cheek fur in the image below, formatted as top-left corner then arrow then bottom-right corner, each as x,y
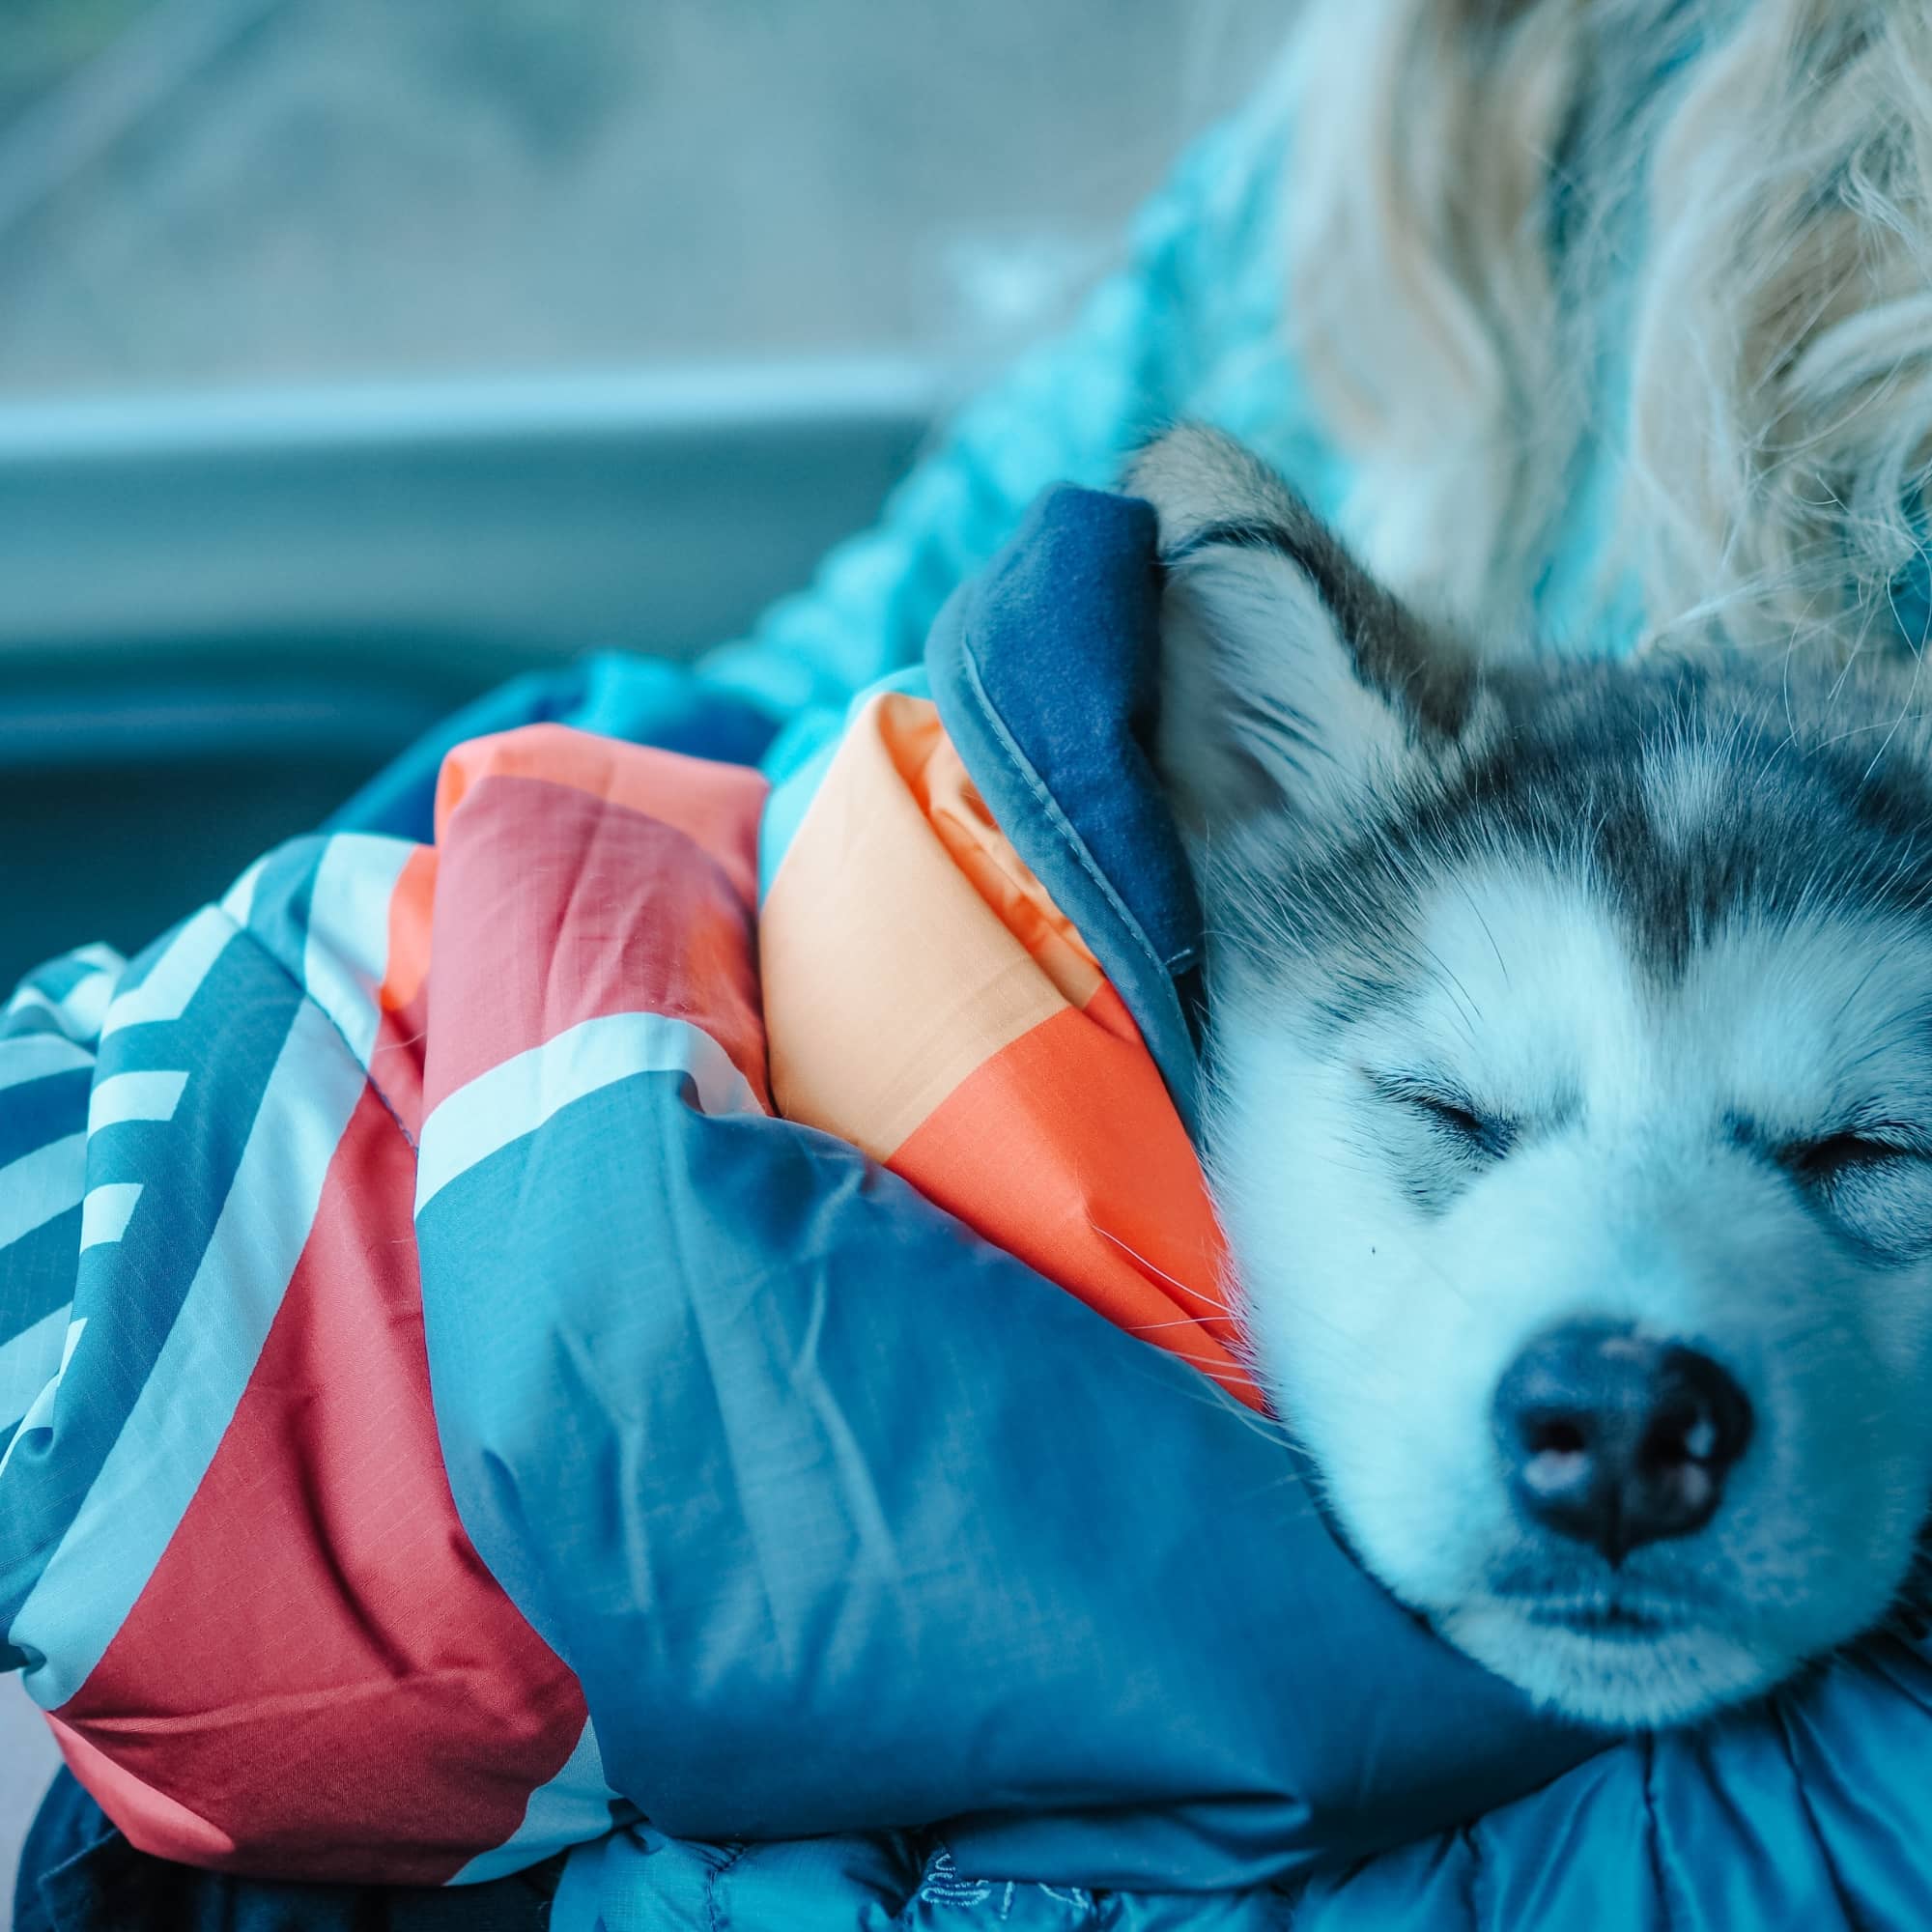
1138,423 -> 1932,1725
1214,1015 -> 1932,1724
1207,872 -> 1932,1727
1205,1015 -> 1519,1613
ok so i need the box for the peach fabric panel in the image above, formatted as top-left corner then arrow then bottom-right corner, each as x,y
379,845 -> 438,1015
761,692 -> 1260,1408
761,695 -> 1071,1161
889,1008 -> 1256,1406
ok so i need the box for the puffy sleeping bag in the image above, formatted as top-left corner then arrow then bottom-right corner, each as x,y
5,488 -> 1932,1930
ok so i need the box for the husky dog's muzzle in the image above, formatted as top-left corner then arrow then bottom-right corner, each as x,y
1492,1321 -> 1753,1566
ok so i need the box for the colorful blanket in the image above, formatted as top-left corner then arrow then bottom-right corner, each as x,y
18,486 -> 1931,1932
0,687 -> 1276,1882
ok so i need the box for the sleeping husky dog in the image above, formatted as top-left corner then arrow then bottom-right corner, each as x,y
1133,425 -> 1932,1727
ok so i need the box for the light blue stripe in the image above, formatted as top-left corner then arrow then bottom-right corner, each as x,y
78,1184 -> 143,1253
757,725 -> 844,902
756,664 -> 931,902
0,1037 -> 91,1095
0,1303 -> 71,1434
4,972 -> 115,1043
0,1318 -> 85,1484
301,834 -> 412,1069
11,997 -> 367,1708
453,1718 -> 626,1884
220,854 -> 269,926
415,1011 -> 760,1213
98,905 -> 233,1037
0,1136 -> 84,1253
86,1070 -> 188,1134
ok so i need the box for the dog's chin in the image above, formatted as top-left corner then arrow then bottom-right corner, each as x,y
1439,1597 -> 1783,1729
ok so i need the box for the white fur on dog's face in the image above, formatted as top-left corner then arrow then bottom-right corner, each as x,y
1130,424 -> 1932,1727
1212,864 -> 1932,1726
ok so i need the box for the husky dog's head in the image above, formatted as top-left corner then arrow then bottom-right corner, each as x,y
1134,425 -> 1932,1727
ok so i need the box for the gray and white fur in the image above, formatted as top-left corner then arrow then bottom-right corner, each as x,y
1134,424 -> 1932,1727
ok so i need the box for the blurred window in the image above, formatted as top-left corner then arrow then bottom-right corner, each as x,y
0,0 -> 1286,400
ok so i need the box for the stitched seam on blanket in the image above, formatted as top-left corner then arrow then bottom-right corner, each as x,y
228,923 -> 420,1160
955,637 -> 1188,980
1460,1818 -> 1486,1931
1639,1736 -> 1678,1932
1772,1694 -> 1861,1926
705,1840 -> 750,1932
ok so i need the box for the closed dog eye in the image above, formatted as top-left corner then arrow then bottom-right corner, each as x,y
1776,1129 -> 1925,1183
1367,1073 -> 1520,1162
1769,1125 -> 1932,1262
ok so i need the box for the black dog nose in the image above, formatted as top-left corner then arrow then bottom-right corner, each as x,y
1492,1322 -> 1752,1564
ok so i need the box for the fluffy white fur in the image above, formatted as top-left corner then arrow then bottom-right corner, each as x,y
1138,423 -> 1932,1726
1214,877 -> 1932,1724
1285,0 -> 1932,668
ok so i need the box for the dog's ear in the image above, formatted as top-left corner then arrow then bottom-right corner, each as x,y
1129,426 -> 1473,838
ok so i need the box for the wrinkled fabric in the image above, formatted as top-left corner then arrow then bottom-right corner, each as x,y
12,486 -> 1932,1932
0,514 -> 1596,1889
14,15 -> 1932,1915
16,1775 -> 563,1932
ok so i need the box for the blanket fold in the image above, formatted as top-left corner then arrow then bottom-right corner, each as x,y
9,485 -> 1932,1932
0,705 -> 1590,1890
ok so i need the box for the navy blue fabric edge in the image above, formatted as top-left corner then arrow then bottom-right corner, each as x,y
924,486 -> 1206,1140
